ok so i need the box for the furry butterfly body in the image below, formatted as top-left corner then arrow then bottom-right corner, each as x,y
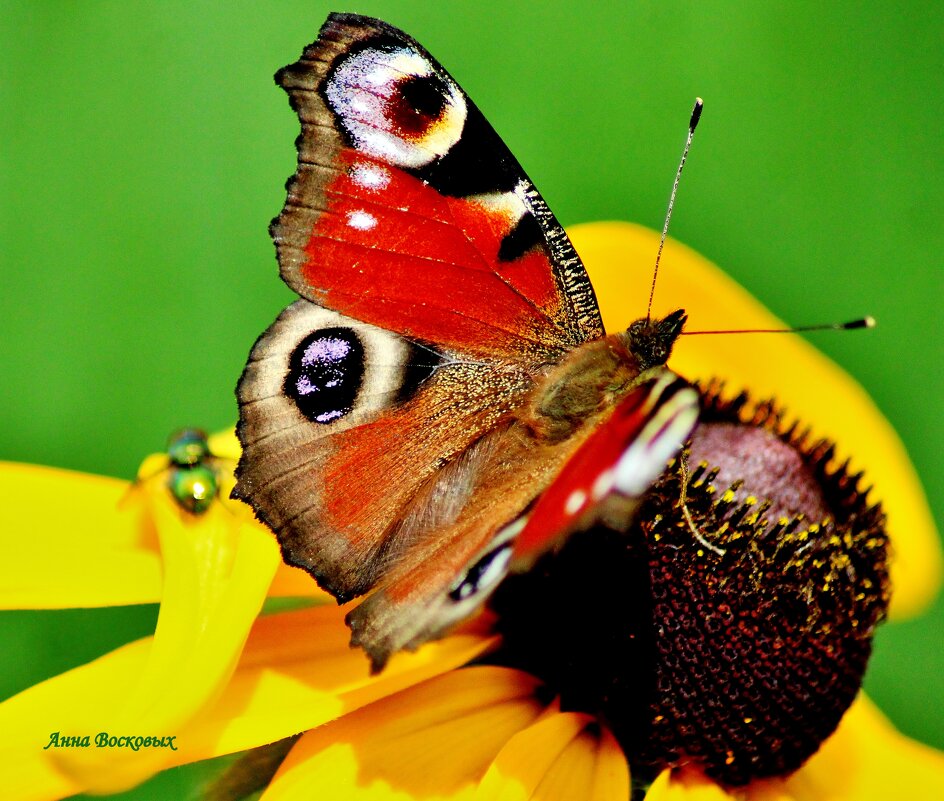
234,13 -> 699,669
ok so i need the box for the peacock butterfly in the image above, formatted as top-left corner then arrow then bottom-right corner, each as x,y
233,12 -> 700,671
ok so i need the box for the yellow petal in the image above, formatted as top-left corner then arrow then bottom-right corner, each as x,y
643,694 -> 944,801
261,666 -> 545,801
0,638 -> 149,801
570,221 -> 941,618
143,435 -> 327,601
169,606 -> 497,764
780,693 -> 944,800
476,712 -> 630,801
208,428 -> 330,601
0,462 -> 162,608
0,458 -> 320,610
1,756 -> 80,801
50,485 -> 281,793
645,769 -> 735,801
208,427 -> 242,461
741,782 -> 795,801
0,604 -> 495,799
269,561 -> 331,597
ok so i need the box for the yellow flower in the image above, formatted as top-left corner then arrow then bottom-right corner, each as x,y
1,223 -> 941,800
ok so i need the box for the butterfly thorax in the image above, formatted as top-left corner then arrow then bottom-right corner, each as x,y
525,310 -> 686,442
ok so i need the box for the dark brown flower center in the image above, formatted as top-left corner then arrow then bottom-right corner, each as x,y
488,387 -> 890,788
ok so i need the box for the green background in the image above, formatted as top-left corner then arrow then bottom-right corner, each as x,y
1,1 -> 941,797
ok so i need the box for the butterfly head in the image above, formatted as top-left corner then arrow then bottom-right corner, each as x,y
623,308 -> 687,370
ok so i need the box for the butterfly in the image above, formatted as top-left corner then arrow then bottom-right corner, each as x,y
233,12 -> 700,671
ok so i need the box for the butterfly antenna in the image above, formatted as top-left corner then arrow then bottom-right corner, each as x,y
681,316 -> 876,335
647,97 -> 704,323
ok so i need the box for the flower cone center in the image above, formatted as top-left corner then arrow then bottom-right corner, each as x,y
489,391 -> 889,787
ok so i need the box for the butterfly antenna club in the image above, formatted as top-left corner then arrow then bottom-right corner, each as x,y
682,316 -> 876,336
646,97 -> 703,323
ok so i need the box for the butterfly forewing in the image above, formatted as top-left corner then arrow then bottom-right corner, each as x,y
270,13 -> 603,357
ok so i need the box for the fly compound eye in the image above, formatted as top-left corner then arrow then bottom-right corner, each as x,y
166,428 -> 210,467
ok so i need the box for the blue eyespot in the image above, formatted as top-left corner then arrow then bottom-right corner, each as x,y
285,327 -> 365,424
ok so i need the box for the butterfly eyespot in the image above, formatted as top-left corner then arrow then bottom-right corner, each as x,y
449,541 -> 513,602
324,46 -> 467,168
390,73 -> 449,137
284,327 -> 365,424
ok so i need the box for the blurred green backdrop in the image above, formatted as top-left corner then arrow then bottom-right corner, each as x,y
1,1 -> 941,797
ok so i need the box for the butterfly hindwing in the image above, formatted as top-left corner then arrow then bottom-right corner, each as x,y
235,299 -> 532,600
346,372 -> 700,670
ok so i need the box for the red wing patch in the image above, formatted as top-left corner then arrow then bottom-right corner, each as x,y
298,151 -> 571,358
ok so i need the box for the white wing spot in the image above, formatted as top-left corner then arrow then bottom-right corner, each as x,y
565,489 -> 588,516
468,180 -> 530,225
591,469 -> 615,501
347,210 -> 377,231
350,162 -> 391,191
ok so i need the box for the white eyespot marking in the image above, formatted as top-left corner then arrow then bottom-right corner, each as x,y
451,544 -> 512,602
565,489 -> 588,516
350,161 -> 391,191
448,517 -> 524,603
468,180 -> 531,225
346,210 -> 377,231
326,46 -> 467,168
496,516 -> 528,545
615,385 -> 700,497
